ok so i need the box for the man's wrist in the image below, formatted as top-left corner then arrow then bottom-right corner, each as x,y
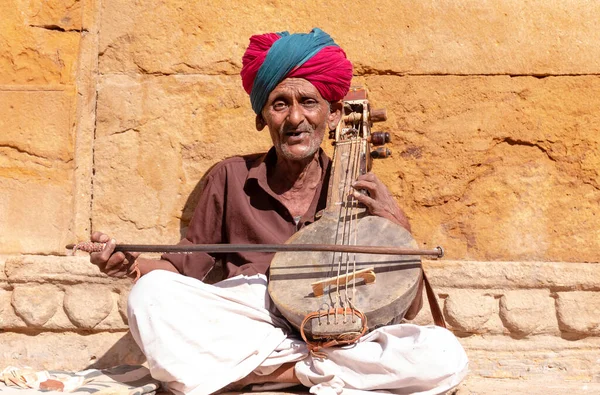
135,258 -> 179,278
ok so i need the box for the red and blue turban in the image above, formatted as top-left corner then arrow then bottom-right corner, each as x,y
241,28 -> 353,114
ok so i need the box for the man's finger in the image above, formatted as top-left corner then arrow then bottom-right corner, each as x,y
124,251 -> 140,260
91,231 -> 102,241
91,231 -> 110,243
90,239 -> 116,265
352,190 -> 378,211
356,172 -> 377,182
352,180 -> 378,194
356,173 -> 387,191
106,267 -> 128,278
104,251 -> 127,273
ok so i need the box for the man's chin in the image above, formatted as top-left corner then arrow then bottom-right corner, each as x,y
278,145 -> 319,162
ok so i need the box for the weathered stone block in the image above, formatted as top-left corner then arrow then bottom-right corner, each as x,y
94,293 -> 129,330
556,292 -> 600,334
28,0 -> 86,32
0,89 -> 78,254
4,255 -> 132,286
0,179 -> 75,254
0,90 -> 75,162
365,75 -> 600,262
0,288 -> 10,319
64,285 -> 113,329
0,294 -> 26,329
0,256 -> 7,282
93,74 -> 267,242
424,261 -> 600,291
0,2 -> 80,84
499,290 -> 557,336
461,335 -> 600,381
444,290 -> 496,333
11,285 -> 61,327
118,290 -> 129,324
99,0 -> 600,75
0,331 -> 145,371
44,302 -> 82,330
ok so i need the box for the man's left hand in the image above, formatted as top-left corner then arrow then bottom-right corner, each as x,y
351,173 -> 411,232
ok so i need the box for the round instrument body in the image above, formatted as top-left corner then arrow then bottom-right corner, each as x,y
268,213 -> 422,338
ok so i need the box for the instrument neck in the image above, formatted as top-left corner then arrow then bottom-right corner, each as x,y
324,137 -> 369,216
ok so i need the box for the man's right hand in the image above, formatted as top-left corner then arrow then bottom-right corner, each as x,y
89,231 -> 140,278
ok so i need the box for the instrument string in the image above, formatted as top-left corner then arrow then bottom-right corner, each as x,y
349,137 -> 364,316
336,140 -> 357,321
325,110 -> 369,325
327,139 -> 354,313
341,137 -> 359,321
340,138 -> 356,313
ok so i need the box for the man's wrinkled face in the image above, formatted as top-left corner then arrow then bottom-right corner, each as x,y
259,78 -> 338,162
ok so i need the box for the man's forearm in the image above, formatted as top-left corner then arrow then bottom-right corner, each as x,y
136,257 -> 179,277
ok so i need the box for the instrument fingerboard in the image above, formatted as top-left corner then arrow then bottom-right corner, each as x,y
325,139 -> 367,216
325,93 -> 371,216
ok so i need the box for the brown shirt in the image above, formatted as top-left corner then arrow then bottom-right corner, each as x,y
163,148 -> 331,281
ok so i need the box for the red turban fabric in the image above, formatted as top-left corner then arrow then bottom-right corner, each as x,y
241,29 -> 353,114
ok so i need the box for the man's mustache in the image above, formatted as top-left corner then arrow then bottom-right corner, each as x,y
281,124 -> 314,135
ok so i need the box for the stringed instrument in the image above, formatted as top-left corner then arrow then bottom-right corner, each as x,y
268,87 -> 424,345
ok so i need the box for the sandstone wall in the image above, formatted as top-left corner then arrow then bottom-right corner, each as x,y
1,0 -> 599,383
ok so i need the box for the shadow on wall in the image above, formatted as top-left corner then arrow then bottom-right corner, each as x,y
86,332 -> 147,370
179,161 -> 221,240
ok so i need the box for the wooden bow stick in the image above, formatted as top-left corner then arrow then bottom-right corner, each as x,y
67,242 -> 444,258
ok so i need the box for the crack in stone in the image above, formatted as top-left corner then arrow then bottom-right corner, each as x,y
127,67 -> 239,77
29,24 -> 88,33
90,0 -> 102,237
112,127 -> 140,136
353,65 -> 600,78
581,179 -> 600,191
493,137 -> 557,161
0,144 -> 57,163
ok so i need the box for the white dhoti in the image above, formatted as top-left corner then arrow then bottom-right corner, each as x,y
128,270 -> 468,395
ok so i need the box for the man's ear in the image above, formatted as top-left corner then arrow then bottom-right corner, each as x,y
328,101 -> 343,130
255,114 -> 266,131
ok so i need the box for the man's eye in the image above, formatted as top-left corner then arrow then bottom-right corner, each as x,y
302,99 -> 318,107
273,102 -> 287,110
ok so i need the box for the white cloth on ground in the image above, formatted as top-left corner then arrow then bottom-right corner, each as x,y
127,270 -> 468,395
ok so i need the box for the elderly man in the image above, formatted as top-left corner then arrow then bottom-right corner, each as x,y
90,28 -> 468,395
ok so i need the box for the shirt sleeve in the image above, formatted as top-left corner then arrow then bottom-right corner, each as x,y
161,167 -> 226,281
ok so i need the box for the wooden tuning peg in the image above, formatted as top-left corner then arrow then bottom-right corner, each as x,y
370,132 -> 391,146
371,108 -> 387,123
370,147 -> 392,159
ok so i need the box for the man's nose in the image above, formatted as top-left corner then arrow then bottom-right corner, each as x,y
287,103 -> 305,127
